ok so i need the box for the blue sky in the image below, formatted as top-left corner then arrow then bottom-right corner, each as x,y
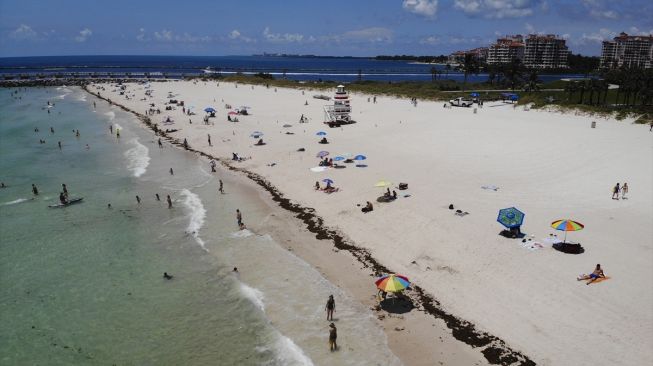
0,0 -> 651,57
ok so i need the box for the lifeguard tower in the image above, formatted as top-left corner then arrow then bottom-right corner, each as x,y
324,85 -> 352,126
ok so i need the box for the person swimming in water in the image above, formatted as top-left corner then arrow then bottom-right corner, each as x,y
155,193 -> 160,201
163,272 -> 173,280
32,184 -> 39,195
59,191 -> 68,205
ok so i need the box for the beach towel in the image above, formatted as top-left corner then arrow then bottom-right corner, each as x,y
481,185 -> 499,191
520,240 -> 545,251
310,166 -> 327,172
577,275 -> 611,284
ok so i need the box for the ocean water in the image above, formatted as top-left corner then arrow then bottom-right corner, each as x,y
0,87 -> 401,365
0,55 -> 583,83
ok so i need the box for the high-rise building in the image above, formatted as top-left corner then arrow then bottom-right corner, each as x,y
487,35 -> 524,65
448,47 -> 488,64
523,34 -> 569,69
600,32 -> 653,69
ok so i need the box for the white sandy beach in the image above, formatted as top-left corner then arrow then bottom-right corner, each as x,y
90,80 -> 653,366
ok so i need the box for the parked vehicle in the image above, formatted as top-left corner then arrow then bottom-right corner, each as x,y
449,97 -> 474,107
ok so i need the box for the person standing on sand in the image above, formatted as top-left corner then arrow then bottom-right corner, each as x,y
167,195 -> 173,209
612,183 -> 620,200
208,134 -> 212,146
169,168 -> 174,175
158,138 -> 163,148
110,125 -> 113,134
325,295 -> 336,321
219,180 -> 224,194
236,209 -> 242,226
136,195 -> 141,204
621,182 -> 628,199
328,323 -> 338,351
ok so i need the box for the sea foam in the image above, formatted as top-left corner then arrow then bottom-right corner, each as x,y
271,335 -> 315,366
1,198 -> 30,206
180,189 -> 207,251
105,111 -> 115,121
124,138 -> 150,177
240,283 -> 265,311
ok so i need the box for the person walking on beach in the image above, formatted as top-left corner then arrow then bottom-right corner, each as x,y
621,182 -> 629,199
325,295 -> 336,321
207,134 -> 212,146
219,180 -> 224,194
156,193 -> 160,201
136,195 -> 141,204
167,195 -> 173,209
183,138 -> 189,150
169,168 -> 174,175
158,138 -> 163,148
328,323 -> 338,351
109,125 -> 113,134
32,184 -> 39,195
236,209 -> 242,226
612,183 -> 620,200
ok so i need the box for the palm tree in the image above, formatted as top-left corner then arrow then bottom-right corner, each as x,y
524,69 -> 541,92
461,54 -> 480,91
564,81 -> 577,102
503,59 -> 524,91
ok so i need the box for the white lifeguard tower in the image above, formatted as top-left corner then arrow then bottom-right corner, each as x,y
324,85 -> 352,125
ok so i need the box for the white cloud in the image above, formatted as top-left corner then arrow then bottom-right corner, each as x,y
580,0 -> 618,19
75,28 -> 92,42
402,0 -> 438,18
262,27 -> 306,43
575,28 -> 616,45
525,23 -> 536,33
228,29 -> 255,43
136,28 -> 148,41
453,0 -> 539,19
10,24 -> 38,40
154,29 -> 173,41
419,35 -> 441,45
628,26 -> 653,36
340,27 -> 393,43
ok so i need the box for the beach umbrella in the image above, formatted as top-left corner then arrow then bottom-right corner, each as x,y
228,111 -> 239,115
470,92 -> 480,97
497,207 -> 525,229
283,124 -> 292,128
375,274 -> 410,293
316,131 -> 327,136
353,155 -> 367,161
204,107 -> 215,113
551,219 -> 584,243
374,180 -> 392,188
316,151 -> 329,158
333,156 -> 345,161
250,131 -> 263,138
322,178 -> 334,185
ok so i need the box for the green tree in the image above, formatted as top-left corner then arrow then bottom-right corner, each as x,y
461,54 -> 480,91
503,59 -> 524,91
524,69 -> 541,92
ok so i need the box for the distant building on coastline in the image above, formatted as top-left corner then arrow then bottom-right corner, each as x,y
448,47 -> 488,64
600,32 -> 653,69
523,34 -> 569,69
487,35 -> 524,65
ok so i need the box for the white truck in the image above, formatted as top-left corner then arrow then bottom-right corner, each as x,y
449,97 -> 474,107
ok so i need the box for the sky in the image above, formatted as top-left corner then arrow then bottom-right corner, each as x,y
0,0 -> 651,57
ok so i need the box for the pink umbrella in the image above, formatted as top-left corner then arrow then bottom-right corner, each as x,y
228,111 -> 238,115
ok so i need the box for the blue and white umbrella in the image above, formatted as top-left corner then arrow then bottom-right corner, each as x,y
353,154 -> 367,161
333,156 -> 345,161
316,131 -> 327,136
204,107 -> 216,113
322,178 -> 334,185
251,131 -> 264,138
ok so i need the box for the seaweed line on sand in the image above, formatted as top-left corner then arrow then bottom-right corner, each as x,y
81,84 -> 535,366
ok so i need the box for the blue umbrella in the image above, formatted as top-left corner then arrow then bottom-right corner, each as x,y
204,107 -> 216,113
322,178 -> 334,184
316,151 -> 329,158
333,156 -> 345,161
316,131 -> 327,136
497,207 -> 525,229
470,92 -> 480,97
353,154 -> 367,161
250,131 -> 263,138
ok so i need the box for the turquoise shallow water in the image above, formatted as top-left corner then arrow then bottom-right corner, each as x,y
0,87 -> 401,366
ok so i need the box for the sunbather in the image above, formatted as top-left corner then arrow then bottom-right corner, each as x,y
361,201 -> 373,213
577,264 -> 605,285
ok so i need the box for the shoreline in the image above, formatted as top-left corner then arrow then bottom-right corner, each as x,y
80,84 -> 536,366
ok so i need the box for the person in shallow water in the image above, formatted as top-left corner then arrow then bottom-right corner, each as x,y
167,195 -> 173,209
32,184 -> 39,195
59,191 -> 68,205
163,272 -> 173,280
62,184 -> 68,198
329,323 -> 338,351
325,295 -> 336,321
